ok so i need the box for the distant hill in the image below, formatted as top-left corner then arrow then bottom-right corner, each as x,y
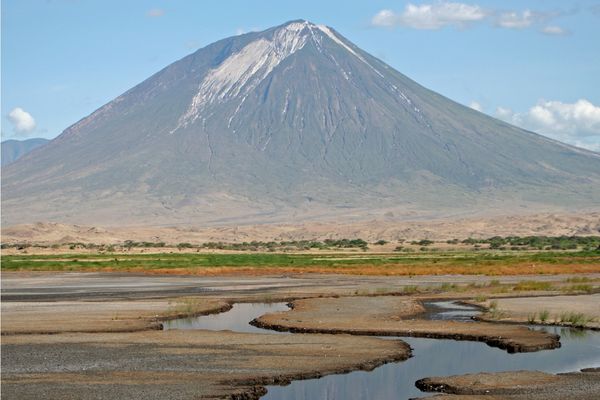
1,138 -> 49,166
2,20 -> 599,226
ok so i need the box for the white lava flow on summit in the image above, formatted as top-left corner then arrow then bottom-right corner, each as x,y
173,22 -> 310,132
172,21 -> 407,133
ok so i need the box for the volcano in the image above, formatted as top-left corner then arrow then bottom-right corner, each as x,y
2,20 -> 599,226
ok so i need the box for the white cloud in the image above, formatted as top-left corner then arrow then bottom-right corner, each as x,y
371,2 -> 487,30
496,10 -> 535,29
372,3 -> 568,35
469,101 -> 483,112
234,27 -> 260,35
7,107 -> 37,135
495,99 -> 600,151
495,106 -> 513,119
146,8 -> 165,18
371,10 -> 397,27
541,25 -> 569,36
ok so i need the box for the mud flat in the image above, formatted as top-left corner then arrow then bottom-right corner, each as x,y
0,298 -> 231,335
1,329 -> 410,400
253,296 -> 560,352
414,368 -> 600,399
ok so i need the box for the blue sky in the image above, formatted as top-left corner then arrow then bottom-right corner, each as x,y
2,0 -> 600,150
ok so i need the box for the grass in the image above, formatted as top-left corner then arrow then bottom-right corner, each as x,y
565,276 -> 594,283
375,287 -> 393,294
167,298 -> 212,317
1,250 -> 599,276
562,284 -> 595,294
486,300 -> 507,319
558,312 -> 596,328
440,282 -> 454,290
513,280 -> 554,291
401,285 -> 419,294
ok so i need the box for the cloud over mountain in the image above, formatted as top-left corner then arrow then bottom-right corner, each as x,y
495,99 -> 600,151
372,2 -> 569,35
2,20 -> 599,226
7,107 -> 36,136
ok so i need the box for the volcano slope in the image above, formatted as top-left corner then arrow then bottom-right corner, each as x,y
2,20 -> 600,226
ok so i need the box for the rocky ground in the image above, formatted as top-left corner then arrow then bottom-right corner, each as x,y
2,330 -> 410,400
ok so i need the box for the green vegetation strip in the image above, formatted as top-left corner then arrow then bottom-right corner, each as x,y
1,251 -> 599,272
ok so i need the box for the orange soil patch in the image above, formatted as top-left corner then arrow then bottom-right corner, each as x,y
85,262 -> 600,276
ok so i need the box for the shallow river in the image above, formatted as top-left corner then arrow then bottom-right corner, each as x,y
163,301 -> 600,400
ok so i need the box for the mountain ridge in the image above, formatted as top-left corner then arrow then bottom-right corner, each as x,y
2,20 -> 599,226
1,138 -> 50,166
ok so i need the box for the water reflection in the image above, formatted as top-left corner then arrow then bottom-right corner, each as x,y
263,328 -> 600,400
423,300 -> 481,322
262,304 -> 600,400
162,302 -> 289,333
162,299 -> 600,400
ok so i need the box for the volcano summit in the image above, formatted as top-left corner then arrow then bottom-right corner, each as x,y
2,20 -> 599,226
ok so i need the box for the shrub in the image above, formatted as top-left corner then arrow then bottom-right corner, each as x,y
412,239 -> 434,246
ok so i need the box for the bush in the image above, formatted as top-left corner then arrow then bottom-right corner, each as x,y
412,239 -> 434,246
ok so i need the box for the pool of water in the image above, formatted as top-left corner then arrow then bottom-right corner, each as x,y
162,300 -> 600,400
262,300 -> 600,400
162,302 -> 289,333
422,300 -> 481,322
262,325 -> 600,399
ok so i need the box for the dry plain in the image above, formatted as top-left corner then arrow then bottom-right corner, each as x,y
2,263 -> 600,399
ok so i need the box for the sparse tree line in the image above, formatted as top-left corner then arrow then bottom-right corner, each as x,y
457,235 -> 600,251
2,235 -> 598,252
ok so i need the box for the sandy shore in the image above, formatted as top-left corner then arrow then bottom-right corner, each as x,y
254,296 -> 560,353
1,298 -> 231,335
477,294 -> 600,329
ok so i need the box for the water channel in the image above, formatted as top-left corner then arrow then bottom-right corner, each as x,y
163,300 -> 600,399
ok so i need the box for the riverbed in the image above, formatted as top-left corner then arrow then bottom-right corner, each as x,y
164,300 -> 600,400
